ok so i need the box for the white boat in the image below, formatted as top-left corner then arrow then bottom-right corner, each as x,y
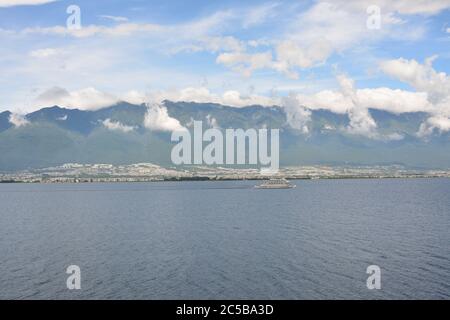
255,178 -> 296,189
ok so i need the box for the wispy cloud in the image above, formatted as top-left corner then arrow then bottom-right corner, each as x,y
8,113 -> 29,127
99,15 -> 129,23
0,0 -> 57,7
29,48 -> 61,58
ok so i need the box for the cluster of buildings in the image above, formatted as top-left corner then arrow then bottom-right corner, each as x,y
1,163 -> 450,184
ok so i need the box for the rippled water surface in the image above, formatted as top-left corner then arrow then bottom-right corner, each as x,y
0,178 -> 449,299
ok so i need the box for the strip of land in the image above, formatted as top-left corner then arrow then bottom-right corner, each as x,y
1,163 -> 449,183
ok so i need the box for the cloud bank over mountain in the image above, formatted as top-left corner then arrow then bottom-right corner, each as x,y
0,100 -> 449,171
16,56 -> 448,141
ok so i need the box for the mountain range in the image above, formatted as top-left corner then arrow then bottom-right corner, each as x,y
0,101 -> 449,171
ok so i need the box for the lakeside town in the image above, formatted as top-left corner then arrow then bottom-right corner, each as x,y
1,163 -> 449,183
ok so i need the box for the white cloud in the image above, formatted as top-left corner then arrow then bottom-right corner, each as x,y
282,94 -> 311,134
335,75 -> 378,138
198,36 -> 245,53
380,56 -> 450,136
29,48 -> 61,58
214,2 -> 376,77
273,40 -> 333,79
8,113 -> 29,127
334,0 -> 450,16
171,36 -> 245,55
295,90 -> 352,114
380,56 -> 450,104
216,51 -> 273,77
293,82 -> 433,116
242,2 -> 279,28
25,85 -> 280,112
99,15 -> 129,23
0,0 -> 57,7
143,87 -> 280,108
149,87 -> 218,105
101,118 -> 135,133
34,87 -> 119,110
20,9 -> 234,40
23,23 -> 163,38
418,115 -> 450,137
346,105 -> 378,137
221,90 -> 278,107
356,88 -> 432,114
213,1 -> 447,78
143,103 -> 186,132
285,74 -> 418,139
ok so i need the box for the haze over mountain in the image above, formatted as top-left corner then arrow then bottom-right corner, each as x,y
0,101 -> 449,171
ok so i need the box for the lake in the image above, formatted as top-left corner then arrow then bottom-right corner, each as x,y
0,178 -> 449,299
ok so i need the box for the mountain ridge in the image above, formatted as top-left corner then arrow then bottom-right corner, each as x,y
0,101 -> 448,171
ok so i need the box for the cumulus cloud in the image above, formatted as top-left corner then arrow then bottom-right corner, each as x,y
281,94 -> 312,134
284,74 -> 417,139
295,90 -> 352,114
356,88 -> 432,114
101,118 -> 135,133
274,40 -> 333,79
380,56 -> 450,104
214,1 -> 364,77
213,0 -> 449,78
143,103 -> 186,132
287,74 -> 381,137
418,115 -> 450,137
0,0 -> 57,7
335,75 -> 378,138
34,87 -> 119,110
8,113 -> 29,127
295,87 -> 431,115
210,2 -> 375,77
380,56 -> 450,136
346,106 -> 378,137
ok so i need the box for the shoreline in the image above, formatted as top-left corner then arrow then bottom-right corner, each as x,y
1,175 -> 449,184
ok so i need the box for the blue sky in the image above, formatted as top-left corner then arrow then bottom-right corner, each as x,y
0,0 -> 449,118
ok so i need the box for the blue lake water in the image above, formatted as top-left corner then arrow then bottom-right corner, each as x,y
0,178 -> 449,299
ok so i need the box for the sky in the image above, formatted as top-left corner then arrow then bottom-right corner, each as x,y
0,0 -> 449,137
